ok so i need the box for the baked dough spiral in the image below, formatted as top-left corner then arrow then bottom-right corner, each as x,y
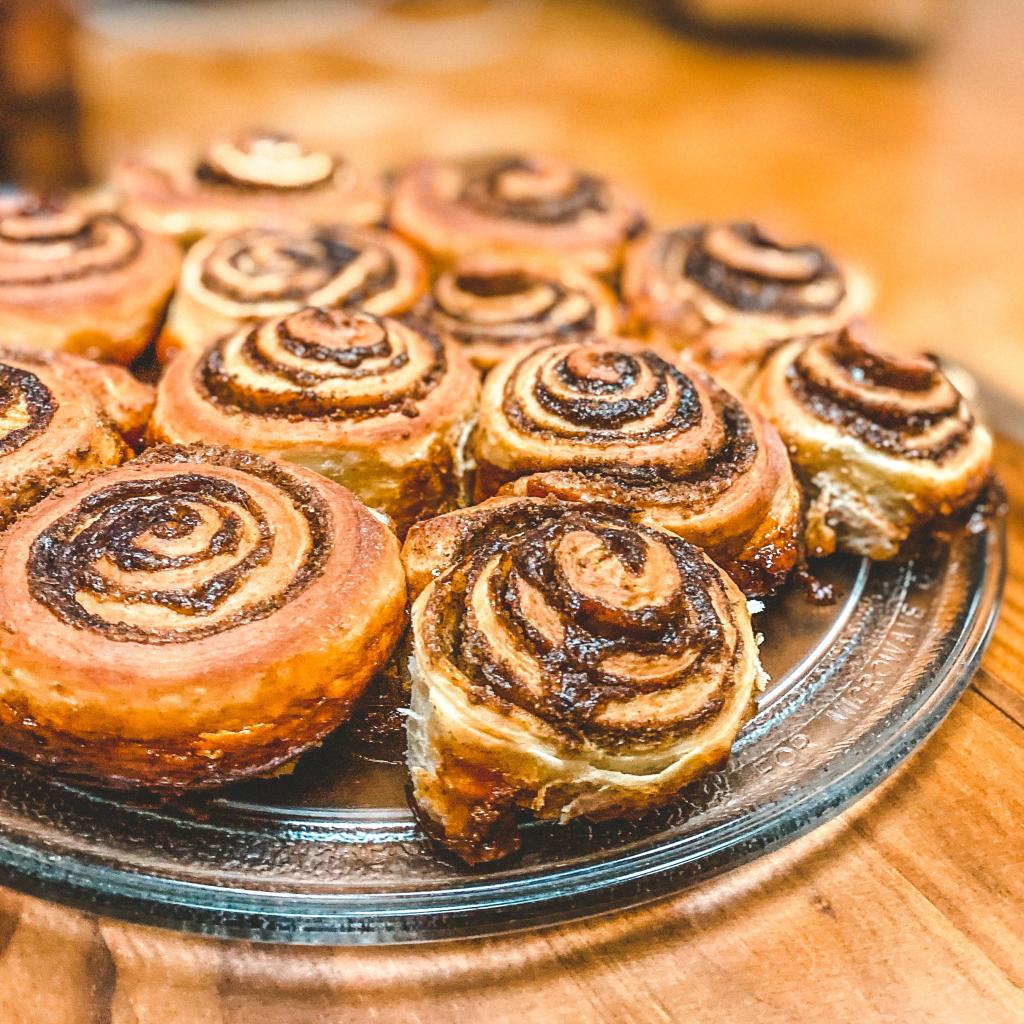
414,253 -> 621,372
403,496 -> 764,865
623,221 -> 873,391
473,337 -> 802,596
0,195 -> 180,363
149,307 -> 480,534
158,223 -> 427,361
114,130 -> 388,244
748,324 -> 993,559
0,444 -> 406,790
0,349 -> 153,529
391,154 -> 646,273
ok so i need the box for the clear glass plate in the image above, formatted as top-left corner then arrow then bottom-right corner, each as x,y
0,515 -> 1004,945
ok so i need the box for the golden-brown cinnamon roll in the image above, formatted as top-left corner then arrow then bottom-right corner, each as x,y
115,130 -> 388,244
157,223 -> 427,361
149,307 -> 480,535
623,222 -> 873,391
403,496 -> 764,865
414,253 -> 621,372
748,324 -> 993,559
0,195 -> 180,363
473,337 -> 802,596
0,349 -> 153,529
0,444 -> 406,790
391,154 -> 646,273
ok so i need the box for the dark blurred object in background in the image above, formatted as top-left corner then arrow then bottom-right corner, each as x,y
0,0 -> 82,188
664,0 -> 951,55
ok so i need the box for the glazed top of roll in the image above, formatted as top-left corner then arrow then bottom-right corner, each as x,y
753,323 -> 992,468
406,496 -> 761,757
623,221 -> 871,342
415,253 -> 621,371
153,306 -> 480,452
0,444 -> 401,689
115,130 -> 388,236
169,223 -> 428,349
391,154 -> 646,273
474,336 -> 801,592
0,195 -> 179,311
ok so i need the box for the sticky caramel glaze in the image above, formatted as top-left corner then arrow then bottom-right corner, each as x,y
391,154 -> 646,274
473,337 -> 802,596
0,197 -> 180,363
149,307 -> 480,535
0,444 -> 406,790
748,326 -> 994,560
157,223 -> 427,362
0,349 -> 153,528
414,253 -> 621,372
114,131 -> 387,245
403,497 -> 764,865
622,222 -> 872,393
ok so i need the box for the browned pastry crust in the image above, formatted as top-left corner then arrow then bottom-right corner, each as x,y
622,221 -> 873,392
472,336 -> 802,596
157,222 -> 428,361
412,252 -> 622,372
114,130 -> 388,244
403,496 -> 764,865
748,324 -> 994,559
0,196 -> 181,364
0,444 -> 406,790
148,307 -> 480,535
391,154 -> 646,274
0,349 -> 154,529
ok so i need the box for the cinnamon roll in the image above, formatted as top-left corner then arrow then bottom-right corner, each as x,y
623,222 -> 873,391
391,154 -> 646,274
403,496 -> 764,865
157,223 -> 427,361
115,130 -> 388,244
748,324 -> 993,559
0,195 -> 180,364
149,307 -> 480,535
0,349 -> 153,529
414,253 -> 621,372
473,337 -> 802,596
0,444 -> 406,790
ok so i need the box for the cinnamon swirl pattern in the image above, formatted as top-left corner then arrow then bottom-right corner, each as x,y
115,130 -> 388,244
403,497 -> 764,865
149,307 -> 480,534
748,325 -> 993,559
391,154 -> 646,273
473,337 -> 802,596
415,254 -> 621,372
623,222 -> 873,391
158,223 -> 427,361
0,349 -> 153,529
0,444 -> 406,789
0,195 -> 180,363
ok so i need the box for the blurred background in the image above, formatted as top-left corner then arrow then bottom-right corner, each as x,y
0,0 -> 1022,421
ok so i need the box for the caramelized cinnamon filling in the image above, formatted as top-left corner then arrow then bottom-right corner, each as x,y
0,200 -> 142,287
197,307 -> 447,421
424,507 -> 740,747
660,222 -> 845,316
0,363 -> 55,455
194,131 -> 337,192
787,327 -> 973,460
27,445 -> 332,643
459,156 -> 611,224
197,226 -> 398,307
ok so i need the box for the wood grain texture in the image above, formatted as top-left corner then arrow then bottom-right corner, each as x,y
0,0 -> 1021,1020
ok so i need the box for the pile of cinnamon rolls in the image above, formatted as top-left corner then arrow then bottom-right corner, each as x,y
0,133 -> 993,865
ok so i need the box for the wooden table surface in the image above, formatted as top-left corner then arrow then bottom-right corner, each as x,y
3,2 -> 1023,1021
